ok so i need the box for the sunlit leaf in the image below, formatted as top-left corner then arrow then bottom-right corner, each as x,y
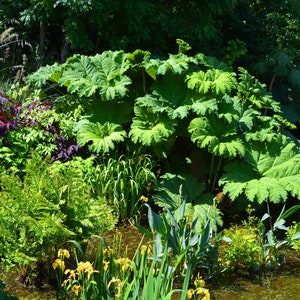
74,119 -> 126,153
220,135 -> 300,203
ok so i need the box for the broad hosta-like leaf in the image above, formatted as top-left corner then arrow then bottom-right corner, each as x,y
74,119 -> 127,153
58,51 -> 131,99
188,116 -> 245,159
129,106 -> 176,146
186,69 -> 237,96
219,135 -> 300,203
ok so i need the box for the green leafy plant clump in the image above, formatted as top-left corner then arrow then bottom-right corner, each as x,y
25,42 -> 300,212
0,153 -> 117,270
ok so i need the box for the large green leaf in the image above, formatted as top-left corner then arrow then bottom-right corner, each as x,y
219,135 -> 300,203
174,203 -> 223,233
89,99 -> 133,124
135,94 -> 171,115
195,53 -> 232,71
131,73 -> 193,120
58,51 -> 131,99
27,62 -> 64,87
152,173 -> 222,233
152,73 -> 192,118
153,173 -> 206,210
74,119 -> 127,153
190,98 -> 218,115
186,69 -> 237,96
129,106 -> 176,146
245,116 -> 282,143
188,115 -> 245,159
153,53 -> 197,75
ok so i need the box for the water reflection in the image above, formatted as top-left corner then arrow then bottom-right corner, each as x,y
210,270 -> 300,299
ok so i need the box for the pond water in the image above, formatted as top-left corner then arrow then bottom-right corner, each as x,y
210,272 -> 300,300
3,270 -> 300,299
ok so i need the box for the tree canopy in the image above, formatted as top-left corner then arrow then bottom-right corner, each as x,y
1,0 -> 300,132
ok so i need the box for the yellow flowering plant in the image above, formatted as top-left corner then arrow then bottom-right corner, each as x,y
53,225 -> 212,300
52,248 -> 70,296
54,248 -> 100,299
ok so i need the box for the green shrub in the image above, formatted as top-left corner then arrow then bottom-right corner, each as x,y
221,226 -> 261,275
287,221 -> 300,253
221,204 -> 300,276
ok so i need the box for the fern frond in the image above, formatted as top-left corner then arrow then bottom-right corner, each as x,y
0,27 -> 18,45
74,119 -> 127,153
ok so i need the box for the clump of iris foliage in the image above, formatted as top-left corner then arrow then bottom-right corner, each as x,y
0,40 -> 300,296
52,202 -> 213,300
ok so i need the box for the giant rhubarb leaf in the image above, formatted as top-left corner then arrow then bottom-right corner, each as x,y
27,62 -> 64,87
129,106 -> 176,146
58,51 -> 131,99
219,135 -> 300,203
188,115 -> 245,159
74,119 -> 126,153
186,69 -> 237,96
